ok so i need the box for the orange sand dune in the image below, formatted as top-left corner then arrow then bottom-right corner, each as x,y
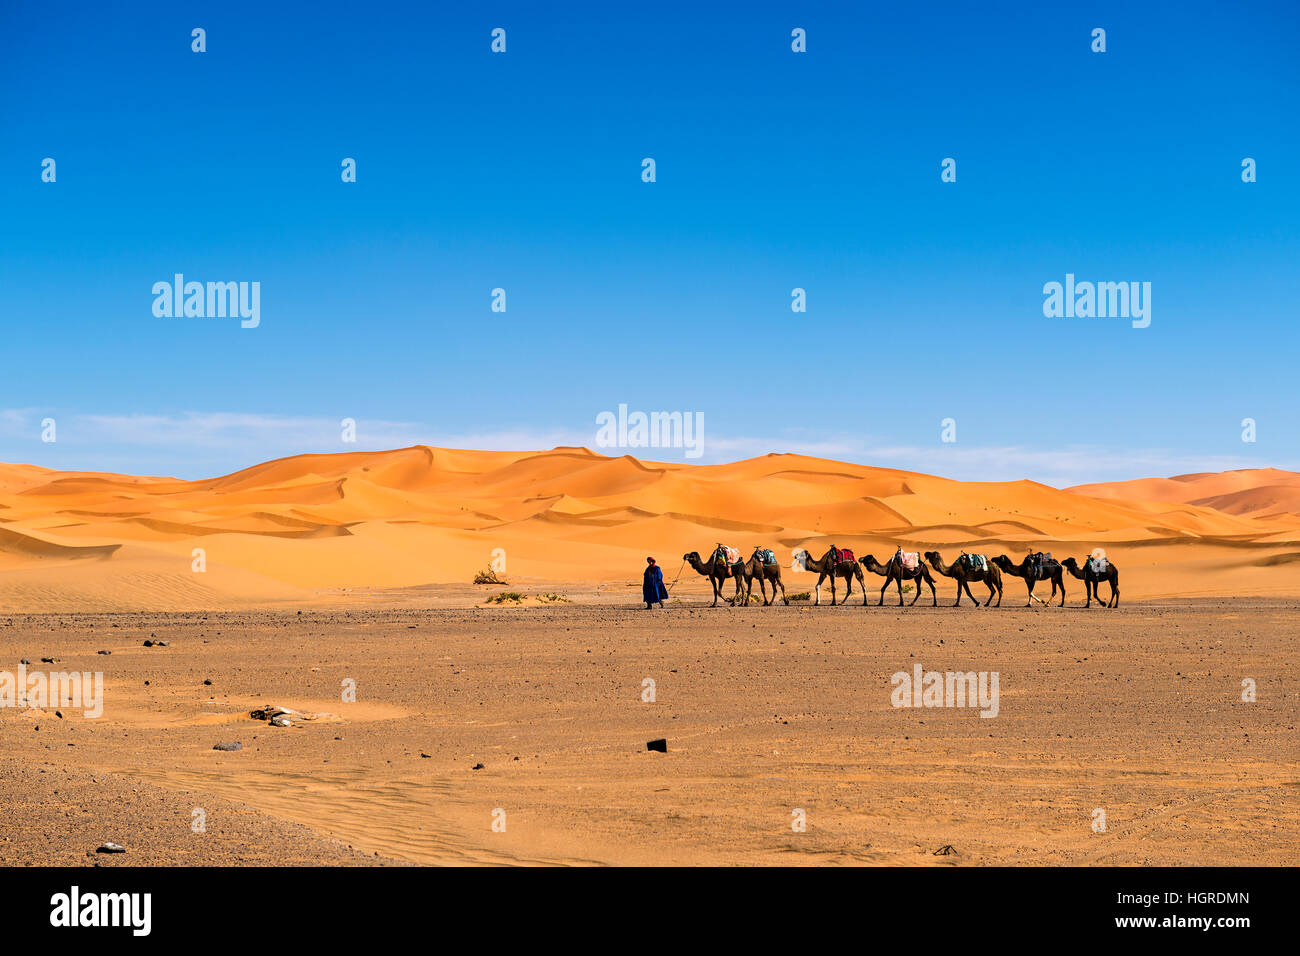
1,447 -> 1297,609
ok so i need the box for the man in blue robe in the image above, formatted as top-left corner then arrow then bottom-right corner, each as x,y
643,556 -> 668,608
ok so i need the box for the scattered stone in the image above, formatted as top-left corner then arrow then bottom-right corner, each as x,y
212,741 -> 243,752
647,739 -> 668,753
40,657 -> 57,663
471,762 -> 485,770
934,844 -> 956,856
97,650 -> 111,655
96,842 -> 126,854
55,711 -> 64,719
142,640 -> 154,647
269,715 -> 292,728
19,658 -> 29,665
203,679 -> 212,686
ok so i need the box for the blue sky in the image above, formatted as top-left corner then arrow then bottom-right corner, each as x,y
1,0 -> 1297,484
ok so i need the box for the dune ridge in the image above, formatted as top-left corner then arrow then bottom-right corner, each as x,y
0,446 -> 1297,609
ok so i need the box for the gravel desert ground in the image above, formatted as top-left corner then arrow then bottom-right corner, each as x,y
3,596 -> 1295,866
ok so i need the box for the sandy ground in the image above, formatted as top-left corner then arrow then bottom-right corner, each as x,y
2,595 -> 1295,866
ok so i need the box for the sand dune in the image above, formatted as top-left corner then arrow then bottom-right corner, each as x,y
0,446 -> 1297,609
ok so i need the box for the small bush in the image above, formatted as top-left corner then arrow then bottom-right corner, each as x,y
474,567 -> 506,585
787,592 -> 811,602
487,591 -> 523,604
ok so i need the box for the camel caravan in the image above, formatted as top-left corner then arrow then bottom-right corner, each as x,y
680,544 -> 1118,609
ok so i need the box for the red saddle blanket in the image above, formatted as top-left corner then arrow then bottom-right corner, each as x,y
835,548 -> 856,565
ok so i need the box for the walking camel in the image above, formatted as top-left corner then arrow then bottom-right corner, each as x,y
992,552 -> 1065,607
797,546 -> 868,605
743,548 -> 789,606
860,551 -> 938,606
683,549 -> 746,607
1061,556 -> 1120,608
923,551 -> 1003,607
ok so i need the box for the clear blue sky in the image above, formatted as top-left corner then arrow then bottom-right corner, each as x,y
2,0 -> 1297,483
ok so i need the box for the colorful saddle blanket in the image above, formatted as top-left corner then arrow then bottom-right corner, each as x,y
1030,551 -> 1056,573
714,546 -> 741,566
898,550 -> 920,571
834,548 -> 856,565
1088,556 -> 1109,574
754,548 -> 778,566
962,553 -> 987,572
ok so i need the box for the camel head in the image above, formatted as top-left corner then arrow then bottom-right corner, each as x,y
860,554 -> 875,566
1061,557 -> 1080,570
683,551 -> 700,564
991,555 -> 1015,571
923,551 -> 940,566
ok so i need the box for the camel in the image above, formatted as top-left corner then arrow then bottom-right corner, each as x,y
861,551 -> 937,606
683,548 -> 746,607
924,551 -> 1002,607
742,548 -> 789,606
1061,556 -> 1120,608
797,546 -> 867,606
992,552 -> 1065,607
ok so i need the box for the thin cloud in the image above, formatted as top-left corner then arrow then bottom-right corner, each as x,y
0,409 -> 1288,486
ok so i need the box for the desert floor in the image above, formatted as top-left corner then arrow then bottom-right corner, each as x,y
2,592 -> 1295,866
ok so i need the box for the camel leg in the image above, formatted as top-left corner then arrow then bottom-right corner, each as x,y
1057,573 -> 1065,607
814,572 -> 824,606
963,579 -> 980,608
895,573 -> 905,607
710,575 -> 720,607
777,576 -> 788,605
926,570 -> 937,607
1026,580 -> 1041,606
952,576 -> 964,607
878,576 -> 889,606
983,579 -> 995,607
908,573 -> 921,606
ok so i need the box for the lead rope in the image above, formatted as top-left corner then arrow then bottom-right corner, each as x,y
664,557 -> 687,593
